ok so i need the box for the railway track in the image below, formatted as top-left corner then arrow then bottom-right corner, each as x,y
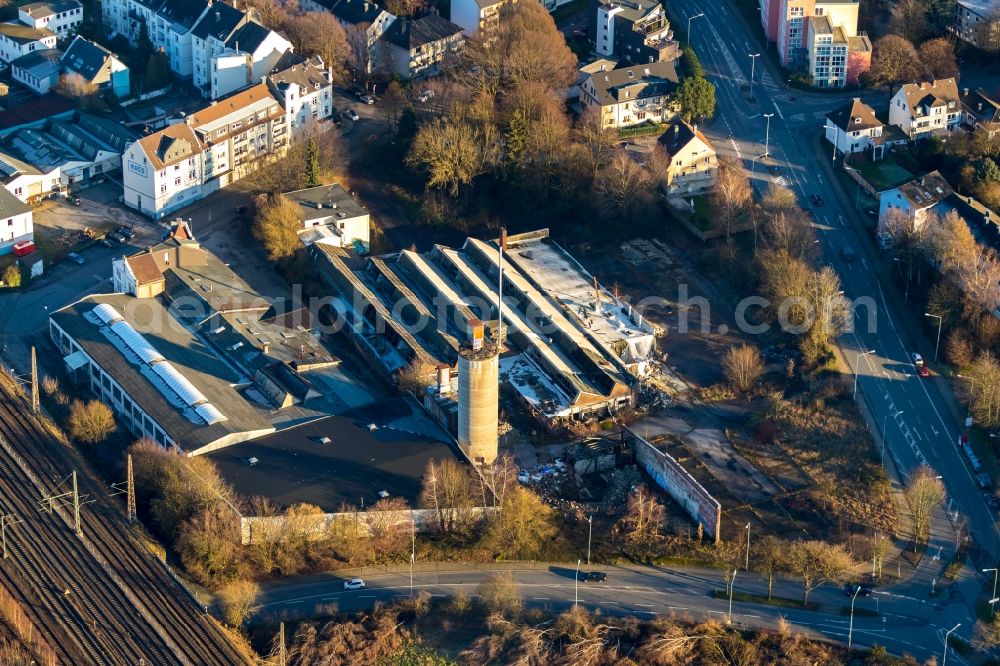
0,379 -> 249,665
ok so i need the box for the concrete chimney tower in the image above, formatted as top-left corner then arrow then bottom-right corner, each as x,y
457,318 -> 499,464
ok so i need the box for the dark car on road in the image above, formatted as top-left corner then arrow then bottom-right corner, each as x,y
809,193 -> 824,206
581,571 -> 607,582
843,584 -> 872,597
67,252 -> 85,264
117,226 -> 136,240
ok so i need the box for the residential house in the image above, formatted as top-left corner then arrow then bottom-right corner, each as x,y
450,0 -> 515,37
301,0 -> 396,72
824,97 -> 898,158
377,14 -> 463,80
888,78 -> 962,139
208,21 -> 293,99
0,22 -> 56,64
123,83 -> 289,219
593,0 -> 678,64
656,118 -> 717,196
283,182 -> 370,249
18,0 -> 82,36
579,60 -> 678,128
951,0 -> 1000,51
0,185 -> 33,256
960,86 -> 1000,137
878,170 -> 954,232
11,48 -> 61,94
61,36 -> 130,98
264,53 -> 335,139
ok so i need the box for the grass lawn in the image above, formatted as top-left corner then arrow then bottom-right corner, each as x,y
854,158 -> 913,191
690,195 -> 713,231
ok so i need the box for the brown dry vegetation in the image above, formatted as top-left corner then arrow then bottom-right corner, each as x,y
268,596 -> 920,666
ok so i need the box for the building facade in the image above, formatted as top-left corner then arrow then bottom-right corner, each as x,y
824,97 -> 887,157
593,0 -> 677,64
123,83 -> 289,219
377,14 -> 463,80
888,78 -> 962,139
18,0 -> 82,36
961,86 -> 1000,137
11,48 -> 61,94
761,0 -> 868,86
0,22 -> 56,64
0,186 -> 33,255
579,60 -> 679,128
951,1 -> 1000,51
449,0 -> 515,37
656,118 -> 717,196
264,54 -> 335,139
878,170 -> 954,232
61,36 -> 130,98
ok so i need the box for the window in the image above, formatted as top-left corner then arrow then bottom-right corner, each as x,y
174,177 -> 181,185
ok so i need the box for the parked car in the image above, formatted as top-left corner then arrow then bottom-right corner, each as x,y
417,90 -> 434,103
979,473 -> 992,490
343,578 -> 366,590
67,252 -> 85,265
117,226 -> 136,240
345,110 -> 360,121
582,571 -> 607,583
361,94 -> 375,105
101,236 -> 121,248
843,584 -> 872,597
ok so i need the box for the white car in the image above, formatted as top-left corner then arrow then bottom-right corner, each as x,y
343,578 -> 366,590
417,90 -> 434,103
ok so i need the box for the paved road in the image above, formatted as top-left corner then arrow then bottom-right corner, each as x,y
254,563 -> 968,661
668,0 -> 1000,643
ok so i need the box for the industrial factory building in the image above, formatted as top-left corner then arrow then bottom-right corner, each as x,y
49,294 -> 275,455
311,229 -> 658,438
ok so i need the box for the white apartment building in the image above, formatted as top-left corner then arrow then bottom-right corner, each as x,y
123,83 -> 288,219
18,0 -> 83,36
102,0 -> 203,78
208,22 -> 292,99
264,54 -> 335,139
888,78 -> 962,139
807,14 -> 847,88
580,60 -> 680,128
0,22 -> 56,64
450,0 -> 514,37
0,186 -> 33,256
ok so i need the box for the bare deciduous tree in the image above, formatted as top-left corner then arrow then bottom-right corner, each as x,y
918,38 -> 959,78
968,352 -> 1000,427
593,151 -> 651,219
904,466 -> 945,548
252,195 -> 301,262
711,157 -> 752,239
752,535 -> 787,600
218,580 -> 259,626
616,484 -> 665,545
869,35 -> 922,87
723,344 -> 764,396
477,572 -> 522,616
786,540 -> 854,605
407,119 -> 499,196
68,399 -> 116,444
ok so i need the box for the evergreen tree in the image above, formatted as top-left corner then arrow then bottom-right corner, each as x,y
676,76 -> 716,122
144,50 -> 171,92
505,109 -> 529,167
305,138 -> 321,188
978,157 -> 1000,184
396,108 -> 418,151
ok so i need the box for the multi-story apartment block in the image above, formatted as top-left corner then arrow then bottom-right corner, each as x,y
0,22 -> 56,64
888,78 -> 962,139
761,0 -> 868,86
123,83 -> 288,219
102,0 -> 289,96
593,0 -> 678,64
377,14 -> 463,80
951,1 -> 1000,51
18,0 -> 83,36
656,118 -> 717,196
580,60 -> 679,128
301,0 -> 396,72
450,0 -> 516,37
264,53 -> 335,138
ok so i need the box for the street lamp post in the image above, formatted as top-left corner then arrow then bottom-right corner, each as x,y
575,559 -> 581,607
854,349 -> 876,398
748,53 -> 760,99
763,113 -> 774,158
587,516 -> 593,566
848,586 -> 861,650
882,410 -> 903,469
727,569 -> 737,624
687,12 -> 704,44
744,523 -> 750,571
925,312 -> 943,362
823,123 -> 838,164
985,568 -> 999,615
410,512 -> 415,597
942,623 -> 961,666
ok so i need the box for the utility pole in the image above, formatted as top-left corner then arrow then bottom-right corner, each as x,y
127,455 -> 136,524
587,516 -> 593,566
924,312 -> 943,362
277,622 -> 287,666
744,523 -> 750,571
1,514 -> 22,559
848,585 -> 860,649
73,471 -> 81,536
30,346 -> 38,414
